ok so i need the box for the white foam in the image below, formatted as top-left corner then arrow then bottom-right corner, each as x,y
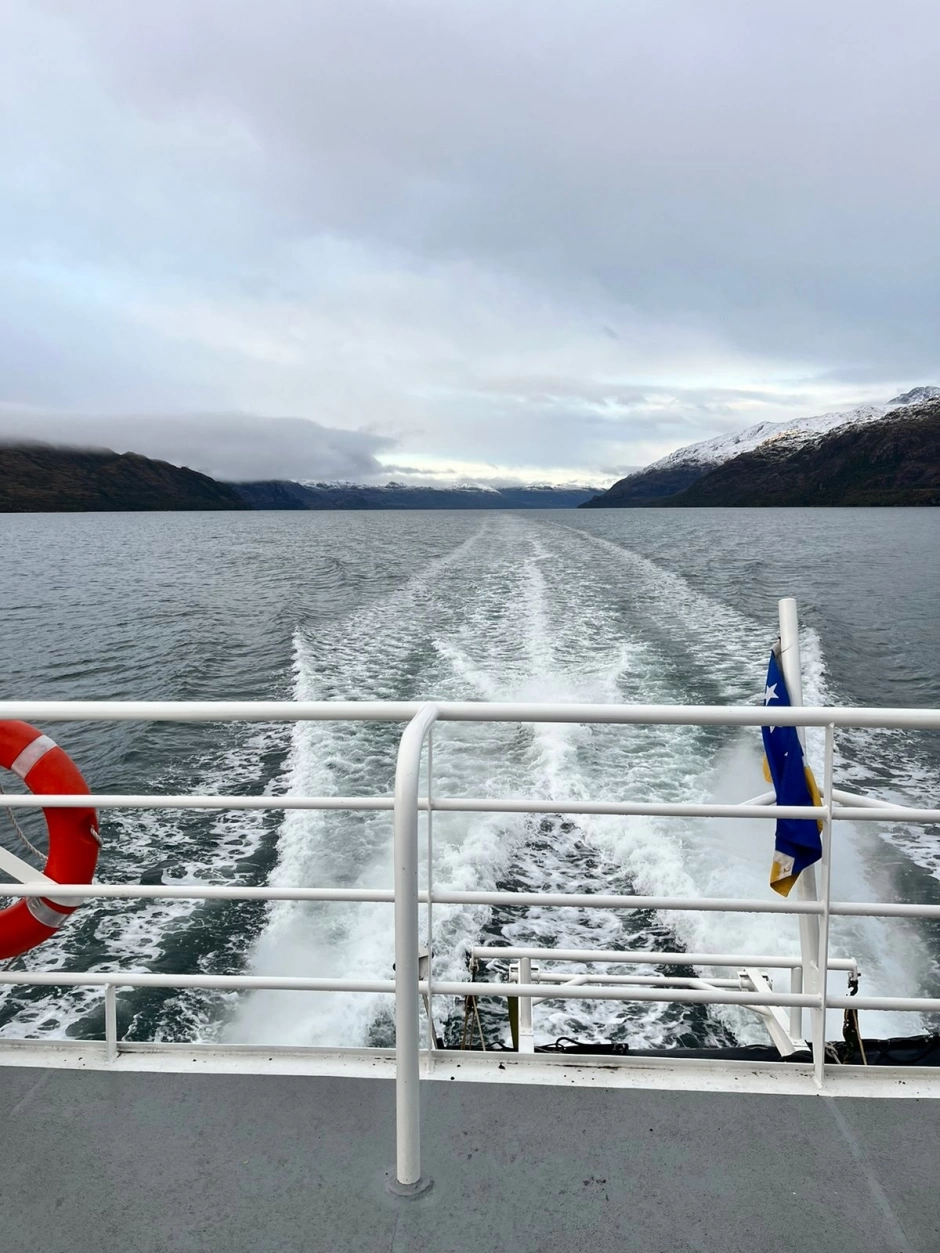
230,515 -> 931,1050
0,721 -> 287,1041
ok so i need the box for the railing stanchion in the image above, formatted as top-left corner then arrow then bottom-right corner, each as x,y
426,726 -> 435,1072
813,724 -> 836,1087
519,956 -> 534,1052
789,965 -> 803,1041
390,704 -> 438,1196
105,983 -> 118,1063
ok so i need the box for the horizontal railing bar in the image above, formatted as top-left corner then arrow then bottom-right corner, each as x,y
0,972 -> 395,992
470,946 -> 858,971
0,884 -> 397,902
829,902 -> 940,919
0,884 -> 824,913
1,971 -> 938,1014
0,972 -> 933,1015
0,793 -> 829,820
424,981 -> 819,1008
5,793 -> 938,823
834,808 -> 940,824
827,995 -> 940,1013
1,699 -> 939,729
0,794 -> 397,812
432,890 -> 822,914
0,970 -> 821,1009
1,882 -> 936,922
432,798 -> 827,819
0,701 -> 419,723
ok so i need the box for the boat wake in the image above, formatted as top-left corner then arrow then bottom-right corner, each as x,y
232,515 -> 929,1049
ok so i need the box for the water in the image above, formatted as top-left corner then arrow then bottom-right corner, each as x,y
0,508 -> 938,1048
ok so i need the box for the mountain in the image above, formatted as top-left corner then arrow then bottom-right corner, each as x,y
582,386 -> 940,508
0,444 -> 598,513
0,443 -> 249,512
661,397 -> 940,506
230,480 -> 597,510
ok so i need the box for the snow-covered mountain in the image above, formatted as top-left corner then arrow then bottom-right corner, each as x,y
231,480 -> 601,510
658,392 -> 940,508
302,479 -> 600,494
646,387 -> 940,476
583,387 -> 940,508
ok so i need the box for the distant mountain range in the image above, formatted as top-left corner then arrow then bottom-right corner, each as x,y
0,443 -> 248,512
5,388 -> 938,513
230,480 -> 598,510
0,444 -> 597,512
582,387 -> 940,508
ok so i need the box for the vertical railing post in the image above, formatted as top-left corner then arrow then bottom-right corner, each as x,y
518,956 -> 534,1052
104,983 -> 118,1063
778,597 -> 821,1043
426,726 -> 435,1072
389,703 -> 438,1196
813,723 -> 835,1087
789,965 -> 803,1042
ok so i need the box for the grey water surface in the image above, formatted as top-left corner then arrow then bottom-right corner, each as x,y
0,508 -> 937,1048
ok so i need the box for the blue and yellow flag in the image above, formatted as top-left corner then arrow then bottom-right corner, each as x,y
762,650 -> 822,896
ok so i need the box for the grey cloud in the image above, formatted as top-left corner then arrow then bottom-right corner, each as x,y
0,411 -> 391,481
52,0 -> 938,365
0,0 -> 937,478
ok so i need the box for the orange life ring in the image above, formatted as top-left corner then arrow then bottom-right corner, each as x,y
0,721 -> 99,959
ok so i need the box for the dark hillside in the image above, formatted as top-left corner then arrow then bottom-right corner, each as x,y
666,400 -> 940,507
0,444 -> 249,512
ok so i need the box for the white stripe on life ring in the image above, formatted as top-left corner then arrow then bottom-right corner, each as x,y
26,898 -> 70,929
10,734 -> 57,782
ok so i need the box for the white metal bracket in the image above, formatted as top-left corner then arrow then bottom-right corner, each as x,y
0,843 -> 52,886
741,967 -> 807,1056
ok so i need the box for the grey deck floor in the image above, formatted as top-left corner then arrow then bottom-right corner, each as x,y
0,1066 -> 935,1253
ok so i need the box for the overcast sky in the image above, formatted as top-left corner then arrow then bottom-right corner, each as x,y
2,1 -> 938,484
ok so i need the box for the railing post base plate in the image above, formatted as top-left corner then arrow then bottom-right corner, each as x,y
386,1174 -> 434,1199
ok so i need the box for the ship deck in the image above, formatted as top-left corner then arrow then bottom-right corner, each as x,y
2,1062 -> 937,1253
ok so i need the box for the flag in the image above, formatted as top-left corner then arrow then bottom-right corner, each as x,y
762,649 -> 822,896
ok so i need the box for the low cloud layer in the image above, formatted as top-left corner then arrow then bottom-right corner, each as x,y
2,1 -> 937,483
0,411 -> 389,481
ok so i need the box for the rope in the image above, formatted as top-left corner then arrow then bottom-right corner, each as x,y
473,998 -> 486,1051
0,779 -> 45,863
459,995 -> 487,1050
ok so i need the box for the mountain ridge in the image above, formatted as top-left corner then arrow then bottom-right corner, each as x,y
0,443 -> 249,512
658,397 -> 940,507
230,479 -> 597,510
583,386 -> 940,508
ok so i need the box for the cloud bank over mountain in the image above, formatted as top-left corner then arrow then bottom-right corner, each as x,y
0,410 -> 389,482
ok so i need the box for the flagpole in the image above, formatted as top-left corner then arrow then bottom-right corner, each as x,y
778,597 -> 821,1045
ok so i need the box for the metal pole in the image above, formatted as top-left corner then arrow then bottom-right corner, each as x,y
518,956 -> 534,1052
778,597 -> 821,1042
426,727 -> 435,1071
813,725 -> 835,1087
390,704 -> 438,1196
104,983 -> 118,1063
789,965 -> 803,1041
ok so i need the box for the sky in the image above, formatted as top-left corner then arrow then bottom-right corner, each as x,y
1,0 -> 938,486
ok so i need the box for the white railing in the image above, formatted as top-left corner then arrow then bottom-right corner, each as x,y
1,643 -> 940,1189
